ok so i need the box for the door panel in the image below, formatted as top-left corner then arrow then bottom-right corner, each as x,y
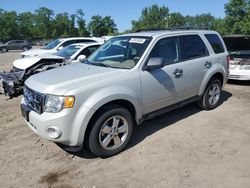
140,62 -> 187,114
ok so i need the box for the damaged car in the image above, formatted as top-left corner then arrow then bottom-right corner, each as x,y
0,42 -> 102,98
223,35 -> 250,80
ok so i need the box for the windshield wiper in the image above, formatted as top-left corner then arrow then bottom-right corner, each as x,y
86,61 -> 112,68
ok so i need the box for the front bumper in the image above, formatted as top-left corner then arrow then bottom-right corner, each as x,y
21,98 -> 92,146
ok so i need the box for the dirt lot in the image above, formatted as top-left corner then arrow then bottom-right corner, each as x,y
0,50 -> 250,188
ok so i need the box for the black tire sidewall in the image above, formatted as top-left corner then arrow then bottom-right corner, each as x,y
88,107 -> 134,157
203,79 -> 222,110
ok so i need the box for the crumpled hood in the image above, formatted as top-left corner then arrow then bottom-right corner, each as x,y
25,63 -> 127,95
21,48 -> 55,57
13,54 -> 64,70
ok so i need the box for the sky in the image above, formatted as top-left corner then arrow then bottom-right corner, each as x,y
0,0 -> 229,32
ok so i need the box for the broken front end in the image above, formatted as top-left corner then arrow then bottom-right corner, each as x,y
0,69 -> 25,98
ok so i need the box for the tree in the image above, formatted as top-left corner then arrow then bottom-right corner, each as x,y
185,13 -> 216,28
0,10 -> 19,41
18,12 -> 35,40
224,0 -> 250,34
76,9 -> 89,37
131,4 -> 170,31
34,7 -> 54,39
168,13 -> 185,27
88,15 -> 117,36
52,12 -> 71,38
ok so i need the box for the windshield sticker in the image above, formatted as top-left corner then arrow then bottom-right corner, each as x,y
129,38 -> 146,44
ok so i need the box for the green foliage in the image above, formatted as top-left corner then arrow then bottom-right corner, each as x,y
1,2 -> 250,42
131,4 -> 170,31
224,0 -> 250,34
88,15 -> 117,37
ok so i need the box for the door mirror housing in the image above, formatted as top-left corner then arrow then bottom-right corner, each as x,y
57,46 -> 63,51
77,55 -> 86,62
145,57 -> 164,71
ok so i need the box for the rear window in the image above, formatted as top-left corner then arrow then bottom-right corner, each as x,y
205,34 -> 225,54
181,35 -> 208,60
223,36 -> 250,52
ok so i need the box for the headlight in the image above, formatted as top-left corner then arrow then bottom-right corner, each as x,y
240,65 -> 250,70
44,95 -> 75,113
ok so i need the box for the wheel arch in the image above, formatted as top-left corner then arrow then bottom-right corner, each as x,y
82,99 -> 137,146
199,70 -> 225,96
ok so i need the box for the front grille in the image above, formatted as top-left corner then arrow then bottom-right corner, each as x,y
23,86 -> 45,114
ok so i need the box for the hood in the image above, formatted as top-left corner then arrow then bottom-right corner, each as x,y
21,48 -> 56,57
13,54 -> 64,70
25,63 -> 127,95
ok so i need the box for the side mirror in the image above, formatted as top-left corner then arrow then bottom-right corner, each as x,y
77,55 -> 86,62
145,57 -> 164,71
57,46 -> 63,51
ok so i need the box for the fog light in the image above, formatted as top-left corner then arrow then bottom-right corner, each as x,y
46,126 -> 62,139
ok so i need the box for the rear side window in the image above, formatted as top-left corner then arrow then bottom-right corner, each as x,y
75,39 -> 97,43
181,35 -> 208,60
205,34 -> 225,54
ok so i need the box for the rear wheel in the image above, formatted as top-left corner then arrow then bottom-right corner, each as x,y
87,106 -> 134,157
1,47 -> 7,53
199,79 -> 222,110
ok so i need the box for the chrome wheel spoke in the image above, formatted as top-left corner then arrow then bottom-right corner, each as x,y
113,136 -> 122,146
112,116 -> 120,128
209,97 -> 214,104
102,135 -> 112,147
101,125 -> 112,134
118,124 -> 127,133
99,115 -> 129,150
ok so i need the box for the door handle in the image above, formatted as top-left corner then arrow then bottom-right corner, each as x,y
205,61 -> 212,68
173,68 -> 183,78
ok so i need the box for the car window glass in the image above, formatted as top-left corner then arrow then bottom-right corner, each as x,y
149,36 -> 179,65
205,34 -> 225,54
76,39 -> 96,43
61,40 -> 75,47
76,45 -> 100,58
181,35 -> 208,60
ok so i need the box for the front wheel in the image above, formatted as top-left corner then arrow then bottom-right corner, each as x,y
87,106 -> 134,157
198,79 -> 222,110
22,46 -> 28,51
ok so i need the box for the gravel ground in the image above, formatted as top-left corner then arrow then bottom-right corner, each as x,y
0,50 -> 250,188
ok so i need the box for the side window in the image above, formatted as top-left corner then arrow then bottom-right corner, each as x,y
76,45 -> 100,59
61,40 -> 75,47
205,34 -> 225,54
149,36 -> 179,65
181,35 -> 208,60
76,39 -> 97,43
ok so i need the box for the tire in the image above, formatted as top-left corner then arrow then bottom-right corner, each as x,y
198,79 -> 222,110
22,46 -> 28,51
1,47 -> 7,53
87,105 -> 134,157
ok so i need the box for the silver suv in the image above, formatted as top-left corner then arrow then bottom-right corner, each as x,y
21,30 -> 229,157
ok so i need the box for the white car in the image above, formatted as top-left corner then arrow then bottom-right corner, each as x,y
224,35 -> 250,80
0,43 -> 102,97
21,37 -> 104,58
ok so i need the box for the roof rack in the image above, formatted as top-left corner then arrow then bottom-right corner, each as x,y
170,26 -> 209,30
135,26 -> 209,33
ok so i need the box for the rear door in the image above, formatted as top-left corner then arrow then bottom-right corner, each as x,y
178,34 -> 211,96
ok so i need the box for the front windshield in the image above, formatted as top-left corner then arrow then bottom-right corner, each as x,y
55,45 -> 81,58
87,36 -> 151,69
42,39 -> 61,50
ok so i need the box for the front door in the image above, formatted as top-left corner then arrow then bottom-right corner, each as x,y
140,36 -> 187,114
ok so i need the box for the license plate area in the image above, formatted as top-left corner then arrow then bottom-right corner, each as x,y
21,104 -> 31,122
